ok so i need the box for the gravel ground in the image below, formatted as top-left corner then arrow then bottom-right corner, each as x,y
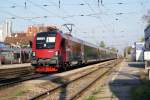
77,61 -> 122,100
77,61 -> 143,100
39,60 -> 118,100
0,61 -> 114,100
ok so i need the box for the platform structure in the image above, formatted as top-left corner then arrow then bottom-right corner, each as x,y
92,61 -> 144,100
144,61 -> 150,80
144,51 -> 150,80
0,63 -> 31,69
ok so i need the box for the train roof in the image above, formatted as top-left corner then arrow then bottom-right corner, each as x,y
60,32 -> 117,54
60,32 -> 99,49
35,31 -> 117,54
36,31 -> 99,48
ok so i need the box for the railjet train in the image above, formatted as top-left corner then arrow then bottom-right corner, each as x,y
31,28 -> 117,72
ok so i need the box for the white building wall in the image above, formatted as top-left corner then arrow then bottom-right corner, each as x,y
0,30 -> 3,42
0,20 -> 12,42
136,50 -> 144,61
135,42 -> 144,62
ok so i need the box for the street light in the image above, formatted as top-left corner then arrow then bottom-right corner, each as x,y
16,42 -> 22,64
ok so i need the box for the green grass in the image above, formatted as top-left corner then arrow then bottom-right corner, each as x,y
84,96 -> 95,100
131,80 -> 150,100
51,77 -> 66,84
1,89 -> 27,100
83,87 -> 103,100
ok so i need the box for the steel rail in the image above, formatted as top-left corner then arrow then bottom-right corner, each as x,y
0,60 -> 114,91
70,60 -> 121,100
0,73 -> 47,90
29,59 -> 119,100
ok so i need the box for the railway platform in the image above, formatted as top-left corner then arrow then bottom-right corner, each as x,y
0,63 -> 32,79
0,63 -> 31,69
90,61 -> 144,100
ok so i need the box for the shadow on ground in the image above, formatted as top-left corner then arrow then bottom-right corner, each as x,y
128,62 -> 145,68
50,77 -> 68,100
109,79 -> 140,100
109,63 -> 141,100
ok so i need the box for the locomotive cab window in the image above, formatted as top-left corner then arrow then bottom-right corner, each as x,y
36,32 -> 56,49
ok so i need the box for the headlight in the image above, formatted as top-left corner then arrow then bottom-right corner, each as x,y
32,52 -> 36,57
55,51 -> 58,56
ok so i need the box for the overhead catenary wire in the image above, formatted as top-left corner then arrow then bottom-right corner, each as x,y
95,0 -> 116,33
83,0 -> 112,33
44,0 -> 86,34
0,0 -> 40,24
26,0 -> 67,22
26,0 -> 82,34
0,1 -> 148,9
0,0 -> 145,36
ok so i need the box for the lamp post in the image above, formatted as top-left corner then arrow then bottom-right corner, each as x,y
17,42 -> 22,64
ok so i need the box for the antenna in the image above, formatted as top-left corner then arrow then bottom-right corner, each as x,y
63,23 -> 74,33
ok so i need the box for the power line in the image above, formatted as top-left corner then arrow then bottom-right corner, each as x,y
26,0 -> 65,20
1,0 -> 109,34
24,0 -> 27,9
26,0 -> 85,35
83,0 -> 112,32
26,0 -> 83,34
0,0 -> 40,24
0,1 -> 149,9
44,0 -> 85,34
59,0 -> 61,8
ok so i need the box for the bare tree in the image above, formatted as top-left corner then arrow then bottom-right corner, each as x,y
143,10 -> 150,25
99,41 -> 106,48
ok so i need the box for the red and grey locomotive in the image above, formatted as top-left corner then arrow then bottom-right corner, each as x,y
31,28 -> 117,72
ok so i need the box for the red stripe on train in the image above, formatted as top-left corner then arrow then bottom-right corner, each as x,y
35,66 -> 58,72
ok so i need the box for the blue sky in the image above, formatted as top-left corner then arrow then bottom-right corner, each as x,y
0,0 -> 150,53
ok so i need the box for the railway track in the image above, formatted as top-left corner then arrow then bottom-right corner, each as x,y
0,61 -> 108,90
0,59 -> 113,90
0,72 -> 48,90
29,59 -> 122,100
0,66 -> 33,79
